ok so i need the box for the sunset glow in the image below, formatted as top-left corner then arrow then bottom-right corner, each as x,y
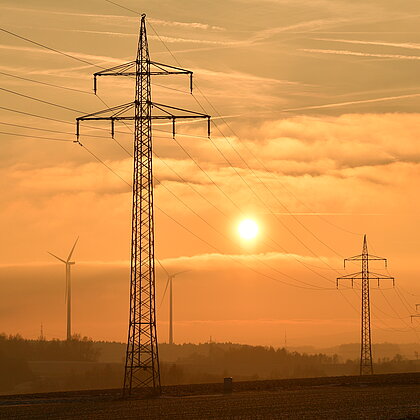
0,0 -> 419,352
238,219 -> 259,240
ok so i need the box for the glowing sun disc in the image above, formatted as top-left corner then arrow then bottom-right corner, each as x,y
238,219 -> 259,240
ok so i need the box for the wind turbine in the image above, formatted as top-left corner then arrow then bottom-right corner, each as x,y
48,237 -> 79,341
159,265 -> 190,345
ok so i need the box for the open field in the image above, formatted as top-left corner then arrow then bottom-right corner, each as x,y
0,373 -> 418,419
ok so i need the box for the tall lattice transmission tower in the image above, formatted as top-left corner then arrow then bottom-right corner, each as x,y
337,235 -> 395,375
411,304 -> 420,322
76,14 -> 210,395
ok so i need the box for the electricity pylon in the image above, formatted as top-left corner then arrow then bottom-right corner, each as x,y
48,237 -> 79,341
76,14 -> 210,396
411,304 -> 420,322
337,235 -> 395,375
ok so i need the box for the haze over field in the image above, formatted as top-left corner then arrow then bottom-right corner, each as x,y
0,0 -> 419,348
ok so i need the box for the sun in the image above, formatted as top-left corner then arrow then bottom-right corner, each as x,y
238,219 -> 259,240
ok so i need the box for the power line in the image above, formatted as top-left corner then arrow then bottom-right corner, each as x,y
0,106 -> 132,136
4,4 -> 412,323
146,20 -> 346,281
76,126 -> 331,290
147,19 -> 360,263
73,136 -> 331,290
0,87 -> 84,113
0,27 -> 105,69
0,131 -> 70,142
101,116 -> 330,290
76,140 -> 132,188
0,71 -> 92,95
0,11 -> 375,294
0,121 -> 109,138
103,0 -> 139,16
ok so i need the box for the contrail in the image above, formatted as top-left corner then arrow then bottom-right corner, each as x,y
312,38 -> 420,51
301,48 -> 420,61
282,92 -> 420,112
263,213 -> 386,216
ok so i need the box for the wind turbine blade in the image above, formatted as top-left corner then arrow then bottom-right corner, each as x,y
172,270 -> 191,278
65,276 -> 68,304
67,236 -> 79,262
159,276 -> 170,310
156,258 -> 169,277
48,252 -> 66,264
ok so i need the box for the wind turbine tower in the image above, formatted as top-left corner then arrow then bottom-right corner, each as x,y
48,237 -> 79,341
165,270 -> 189,345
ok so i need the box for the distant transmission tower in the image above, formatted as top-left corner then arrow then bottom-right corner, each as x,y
411,304 -> 420,322
76,14 -> 210,395
337,235 -> 395,375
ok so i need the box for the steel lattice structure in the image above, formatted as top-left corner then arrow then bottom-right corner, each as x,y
411,304 -> 420,322
76,14 -> 210,395
337,235 -> 395,375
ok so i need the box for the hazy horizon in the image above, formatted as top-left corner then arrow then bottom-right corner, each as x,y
0,0 -> 419,350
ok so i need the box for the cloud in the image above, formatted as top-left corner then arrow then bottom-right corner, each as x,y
251,17 -> 353,42
1,5 -> 137,22
0,44 -> 126,66
149,18 -> 225,32
2,6 -> 224,31
69,30 -> 137,38
195,68 -> 301,86
161,250 -> 324,269
149,35 -> 235,46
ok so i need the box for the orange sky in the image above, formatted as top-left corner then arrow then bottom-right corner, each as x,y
0,0 -> 419,348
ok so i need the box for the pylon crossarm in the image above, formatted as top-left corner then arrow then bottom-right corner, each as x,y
411,314 -> 420,322
151,102 -> 209,117
367,255 -> 388,268
344,254 -> 387,268
344,255 -> 362,268
337,272 -> 363,279
150,61 -> 192,74
76,102 -> 135,139
77,102 -> 134,120
93,61 -> 194,94
151,102 -> 211,138
368,272 -> 395,287
93,62 -> 137,93
336,271 -> 362,288
94,61 -> 136,77
150,61 -> 193,92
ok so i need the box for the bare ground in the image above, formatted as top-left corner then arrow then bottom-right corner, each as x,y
0,373 -> 419,419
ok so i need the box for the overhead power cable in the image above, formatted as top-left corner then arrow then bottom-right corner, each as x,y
0,27 -> 105,69
143,23 -> 348,289
90,107 -> 330,290
146,18 -> 362,262
72,138 -> 333,290
0,106 -> 131,136
0,71 -> 93,95
0,121 -> 110,138
0,87 -> 85,113
4,3 -> 410,327
0,131 -> 70,142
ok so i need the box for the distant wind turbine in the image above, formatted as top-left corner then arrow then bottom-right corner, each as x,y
48,237 -> 79,341
159,263 -> 190,345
